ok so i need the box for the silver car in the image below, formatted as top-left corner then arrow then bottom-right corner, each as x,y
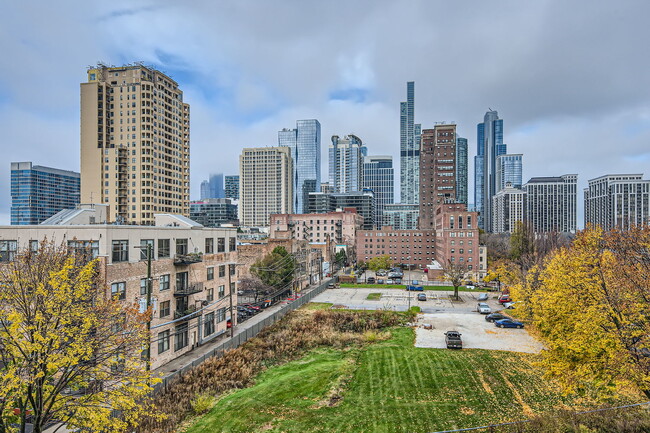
477,302 -> 491,314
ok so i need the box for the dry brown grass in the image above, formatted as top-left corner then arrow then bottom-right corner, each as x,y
136,308 -> 414,432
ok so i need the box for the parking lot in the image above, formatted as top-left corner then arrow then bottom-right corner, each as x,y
310,287 -> 543,354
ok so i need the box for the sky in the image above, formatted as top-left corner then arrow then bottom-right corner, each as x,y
1,0 -> 650,227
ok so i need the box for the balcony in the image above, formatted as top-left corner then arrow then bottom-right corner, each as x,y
173,253 -> 203,266
174,305 -> 200,320
173,282 -> 203,297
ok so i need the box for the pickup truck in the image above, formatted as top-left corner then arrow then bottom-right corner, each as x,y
444,330 -> 463,349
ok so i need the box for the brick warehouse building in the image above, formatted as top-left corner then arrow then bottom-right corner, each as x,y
0,205 -> 238,369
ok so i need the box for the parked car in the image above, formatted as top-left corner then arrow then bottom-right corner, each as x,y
377,279 -> 384,284
328,283 -> 335,289
485,313 -> 508,322
495,319 -> 524,329
498,295 -> 512,304
406,285 -> 424,291
476,302 -> 491,314
376,270 -> 387,276
503,301 -> 516,309
444,330 -> 463,349
242,303 -> 261,312
466,284 -> 476,290
477,293 -> 489,301
390,278 -> 402,284
417,293 -> 427,301
367,277 -> 376,284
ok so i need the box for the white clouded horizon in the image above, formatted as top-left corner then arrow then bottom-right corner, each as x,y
1,0 -> 650,226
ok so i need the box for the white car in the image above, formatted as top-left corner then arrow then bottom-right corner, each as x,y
477,302 -> 491,314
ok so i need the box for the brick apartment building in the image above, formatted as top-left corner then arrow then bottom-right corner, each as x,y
355,227 -> 436,269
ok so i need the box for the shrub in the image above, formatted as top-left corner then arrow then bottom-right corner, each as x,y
190,393 -> 213,415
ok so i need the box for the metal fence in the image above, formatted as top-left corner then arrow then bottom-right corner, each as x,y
151,277 -> 334,394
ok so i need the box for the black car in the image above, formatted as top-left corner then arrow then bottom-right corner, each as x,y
485,313 -> 508,322
367,277 -> 376,284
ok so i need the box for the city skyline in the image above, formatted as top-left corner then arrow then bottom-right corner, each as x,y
2,1 -> 650,226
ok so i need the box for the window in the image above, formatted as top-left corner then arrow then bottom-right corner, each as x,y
29,240 -> 39,252
174,323 -> 189,351
158,239 -> 170,258
159,301 -> 170,318
219,265 -> 225,277
218,285 -> 225,299
216,307 -> 226,323
207,267 -> 214,280
159,274 -> 170,291
112,240 -> 128,262
176,238 -> 188,255
111,282 -> 126,300
0,240 -> 17,262
207,288 -> 214,302
176,272 -> 188,291
217,237 -> 225,253
140,239 -> 154,260
158,330 -> 170,353
140,278 -> 148,295
67,240 -> 99,259
229,237 -> 236,251
229,264 -> 236,276
205,238 -> 214,254
204,312 -> 215,336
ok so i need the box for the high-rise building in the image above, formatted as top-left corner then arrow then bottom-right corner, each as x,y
224,175 -> 240,200
474,123 -> 485,229
80,64 -> 190,225
491,183 -> 525,233
190,198 -> 238,227
382,203 -> 419,230
477,110 -> 506,231
278,119 -> 321,213
10,162 -> 80,225
320,182 -> 333,194
400,81 -> 421,204
524,174 -> 577,234
200,173 -> 224,200
456,137 -> 468,205
584,174 -> 650,231
496,154 -> 523,191
307,190 -> 376,230
362,155 -> 394,228
419,124 -> 458,230
239,147 -> 293,227
329,134 -> 364,193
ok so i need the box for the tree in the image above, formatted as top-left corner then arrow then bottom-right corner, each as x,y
528,226 -> 650,399
334,249 -> 348,269
0,242 -> 158,433
442,260 -> 467,301
250,246 -> 295,290
238,277 -> 273,303
367,255 -> 393,272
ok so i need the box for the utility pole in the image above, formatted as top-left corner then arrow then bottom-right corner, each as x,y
146,243 -> 152,371
228,263 -> 234,338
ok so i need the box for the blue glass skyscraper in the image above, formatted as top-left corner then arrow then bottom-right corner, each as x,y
329,134 -> 363,193
400,82 -> 421,204
200,173 -> 224,200
477,110 -> 506,231
363,156 -> 394,228
474,123 -> 485,228
11,162 -> 80,225
496,154 -> 523,191
279,119 -> 321,213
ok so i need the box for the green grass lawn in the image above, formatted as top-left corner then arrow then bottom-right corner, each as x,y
184,328 -> 609,433
366,293 -> 381,300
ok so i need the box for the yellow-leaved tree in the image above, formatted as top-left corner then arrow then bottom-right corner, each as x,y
0,242 -> 160,433
532,226 -> 650,399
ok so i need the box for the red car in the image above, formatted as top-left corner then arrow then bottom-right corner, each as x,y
498,295 -> 512,304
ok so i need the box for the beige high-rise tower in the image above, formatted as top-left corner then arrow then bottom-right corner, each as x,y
239,147 -> 293,227
80,64 -> 190,225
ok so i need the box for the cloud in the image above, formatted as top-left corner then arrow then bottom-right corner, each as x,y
1,0 -> 650,228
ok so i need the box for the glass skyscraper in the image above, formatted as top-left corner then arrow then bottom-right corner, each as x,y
474,123 -> 485,228
400,81 -> 421,204
11,162 -> 80,225
456,137 -> 468,205
329,134 -> 364,193
496,154 -> 523,191
278,119 -> 321,213
363,156 -> 394,228
477,110 -> 506,231
200,173 -> 224,200
224,175 -> 240,200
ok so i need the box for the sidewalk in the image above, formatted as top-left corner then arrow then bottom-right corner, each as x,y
153,282 -> 323,378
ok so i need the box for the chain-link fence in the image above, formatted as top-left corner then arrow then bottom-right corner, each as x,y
151,277 -> 334,394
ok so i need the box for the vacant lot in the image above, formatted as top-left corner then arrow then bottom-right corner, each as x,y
184,327 -> 620,433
